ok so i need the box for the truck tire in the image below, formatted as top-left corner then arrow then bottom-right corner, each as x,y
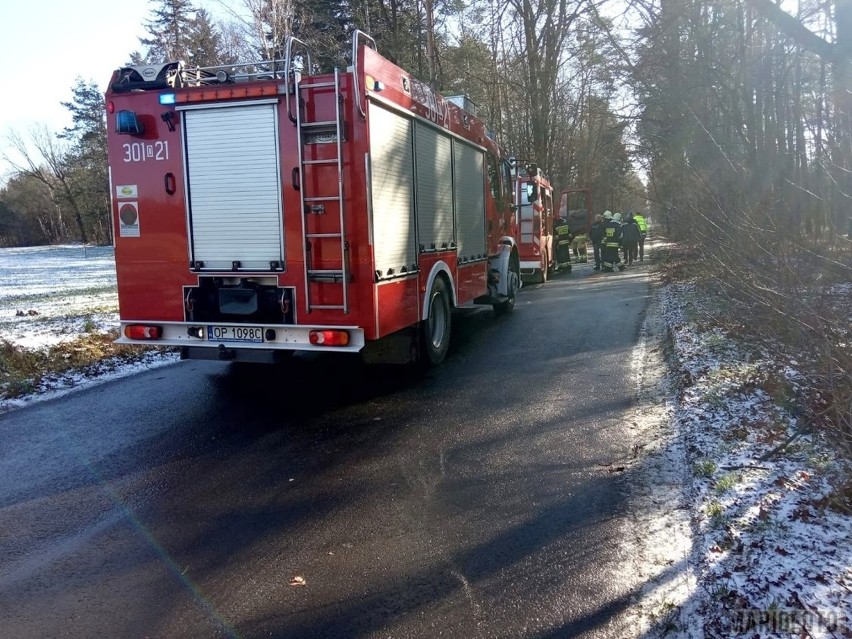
422,276 -> 451,365
493,262 -> 520,315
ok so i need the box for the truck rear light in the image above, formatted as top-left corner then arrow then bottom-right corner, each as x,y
124,324 -> 162,340
309,330 -> 350,347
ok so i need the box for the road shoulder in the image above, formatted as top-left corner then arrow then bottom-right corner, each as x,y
616,276 -> 852,638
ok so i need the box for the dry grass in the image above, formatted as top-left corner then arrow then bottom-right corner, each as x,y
0,331 -> 151,399
653,230 -> 852,459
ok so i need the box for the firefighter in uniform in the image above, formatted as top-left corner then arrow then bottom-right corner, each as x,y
601,211 -> 625,272
590,213 -> 605,271
634,212 -> 648,261
552,215 -> 573,272
571,232 -> 588,263
621,212 -> 641,266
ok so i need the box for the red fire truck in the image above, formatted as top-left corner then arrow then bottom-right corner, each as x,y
513,165 -> 554,283
105,31 -> 520,365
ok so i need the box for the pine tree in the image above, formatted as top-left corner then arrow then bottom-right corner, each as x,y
138,0 -> 198,63
187,8 -> 226,67
59,78 -> 107,165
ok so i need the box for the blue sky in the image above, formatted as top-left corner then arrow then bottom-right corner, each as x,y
0,0 -> 227,180
0,0 -> 157,136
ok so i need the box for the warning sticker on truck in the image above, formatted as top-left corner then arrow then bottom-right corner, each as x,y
115,184 -> 138,199
118,202 -> 140,237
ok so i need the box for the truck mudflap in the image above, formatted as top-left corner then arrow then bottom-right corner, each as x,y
116,320 -> 366,353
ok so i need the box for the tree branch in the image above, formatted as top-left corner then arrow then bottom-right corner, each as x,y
745,0 -> 837,63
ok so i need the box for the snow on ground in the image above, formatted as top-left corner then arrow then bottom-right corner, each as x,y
615,286 -> 700,637
0,245 -> 177,413
619,274 -> 851,638
0,245 -> 120,349
0,350 -> 179,414
653,283 -> 851,637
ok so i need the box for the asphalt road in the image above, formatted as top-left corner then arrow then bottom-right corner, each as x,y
0,259 -> 653,639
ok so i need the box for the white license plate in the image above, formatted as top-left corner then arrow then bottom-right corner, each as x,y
207,325 -> 264,343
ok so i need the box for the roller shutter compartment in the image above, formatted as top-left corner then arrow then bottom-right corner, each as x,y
453,140 -> 486,262
368,103 -> 417,279
414,123 -> 454,252
184,103 -> 283,271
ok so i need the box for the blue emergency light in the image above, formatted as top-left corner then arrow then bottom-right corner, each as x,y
159,93 -> 177,105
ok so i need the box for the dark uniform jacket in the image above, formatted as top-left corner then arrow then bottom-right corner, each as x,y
553,218 -> 572,245
603,219 -> 622,247
622,219 -> 641,244
589,222 -> 605,245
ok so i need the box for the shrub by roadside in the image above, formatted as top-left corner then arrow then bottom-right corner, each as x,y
652,241 -> 852,637
0,331 -> 171,401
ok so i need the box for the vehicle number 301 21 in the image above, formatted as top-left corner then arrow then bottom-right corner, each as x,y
122,141 -> 169,163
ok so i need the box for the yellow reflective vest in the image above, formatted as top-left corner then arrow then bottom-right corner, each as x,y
554,222 -> 572,246
604,221 -> 621,247
634,214 -> 647,234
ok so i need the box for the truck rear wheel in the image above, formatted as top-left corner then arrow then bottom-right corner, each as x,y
421,276 -> 451,365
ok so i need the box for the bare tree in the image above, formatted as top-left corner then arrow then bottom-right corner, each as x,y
5,128 -> 88,244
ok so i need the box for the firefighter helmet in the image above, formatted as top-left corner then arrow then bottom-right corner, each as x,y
603,210 -> 613,219
614,212 -> 623,222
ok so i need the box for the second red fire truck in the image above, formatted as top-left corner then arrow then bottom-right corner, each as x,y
513,165 -> 554,283
106,31 -> 520,365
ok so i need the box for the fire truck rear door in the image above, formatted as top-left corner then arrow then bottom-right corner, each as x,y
181,101 -> 284,271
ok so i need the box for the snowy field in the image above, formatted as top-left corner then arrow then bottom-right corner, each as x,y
0,245 -> 177,412
0,245 -> 119,349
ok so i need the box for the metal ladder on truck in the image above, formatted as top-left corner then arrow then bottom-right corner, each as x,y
286,37 -> 349,315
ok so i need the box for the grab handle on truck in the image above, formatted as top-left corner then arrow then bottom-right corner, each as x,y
285,36 -> 314,125
351,30 -> 377,118
164,172 -> 176,195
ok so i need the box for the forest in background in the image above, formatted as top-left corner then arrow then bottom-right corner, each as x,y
4,0 -> 852,248
0,0 -> 652,247
0,0 -> 849,446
